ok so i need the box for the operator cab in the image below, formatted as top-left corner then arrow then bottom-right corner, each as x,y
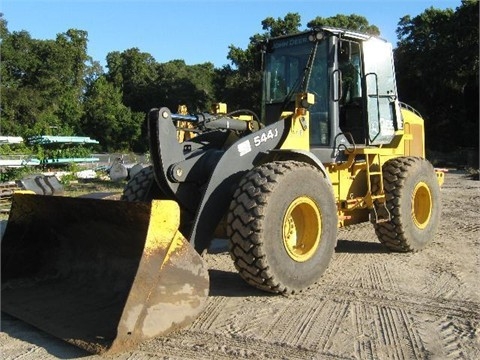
262,28 -> 402,162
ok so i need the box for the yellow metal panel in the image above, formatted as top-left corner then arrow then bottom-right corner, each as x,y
401,108 -> 425,157
280,113 -> 310,150
280,93 -> 313,151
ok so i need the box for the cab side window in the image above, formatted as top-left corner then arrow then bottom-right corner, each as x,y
308,41 -> 330,146
338,41 -> 365,144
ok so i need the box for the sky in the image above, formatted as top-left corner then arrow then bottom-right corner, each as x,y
1,0 -> 462,70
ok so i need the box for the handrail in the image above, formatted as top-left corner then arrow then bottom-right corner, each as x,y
399,102 -> 423,119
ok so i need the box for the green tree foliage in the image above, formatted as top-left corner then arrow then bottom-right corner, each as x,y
0,15 -> 144,151
102,52 -> 218,150
106,48 -> 157,112
105,49 -> 217,114
155,60 -> 216,112
0,17 -> 91,137
82,76 -> 144,151
394,0 -> 479,153
261,12 -> 303,37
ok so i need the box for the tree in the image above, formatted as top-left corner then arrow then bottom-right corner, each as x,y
307,14 -> 380,35
82,76 -> 143,151
0,21 -> 91,137
105,48 -> 158,113
261,12 -> 302,37
395,0 -> 479,157
155,60 -> 216,112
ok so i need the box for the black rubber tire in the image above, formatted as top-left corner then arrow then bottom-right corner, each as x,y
373,157 -> 441,252
121,165 -> 158,202
226,161 -> 338,294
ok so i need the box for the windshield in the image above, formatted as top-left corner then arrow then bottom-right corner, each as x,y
263,33 -> 331,145
264,34 -> 313,103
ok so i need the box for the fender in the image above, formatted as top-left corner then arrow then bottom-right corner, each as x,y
263,149 -> 331,184
188,120 -> 289,253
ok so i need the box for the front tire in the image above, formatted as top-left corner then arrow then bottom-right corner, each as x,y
374,157 -> 441,252
121,166 -> 161,202
227,161 -> 338,294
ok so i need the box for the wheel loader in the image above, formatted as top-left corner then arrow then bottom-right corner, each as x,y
1,27 -> 442,354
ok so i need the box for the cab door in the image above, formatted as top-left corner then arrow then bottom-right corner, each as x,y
363,38 -> 400,145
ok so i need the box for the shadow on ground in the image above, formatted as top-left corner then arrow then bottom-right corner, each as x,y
335,239 -> 389,254
0,313 -> 90,359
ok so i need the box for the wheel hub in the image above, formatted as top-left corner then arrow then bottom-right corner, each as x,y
411,181 -> 432,229
283,196 -> 321,262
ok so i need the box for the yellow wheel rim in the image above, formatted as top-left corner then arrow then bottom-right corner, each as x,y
412,181 -> 432,229
282,196 -> 321,262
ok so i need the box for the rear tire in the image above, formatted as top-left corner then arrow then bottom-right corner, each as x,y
373,157 -> 441,252
227,161 -> 338,294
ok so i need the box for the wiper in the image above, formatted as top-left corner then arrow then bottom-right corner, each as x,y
280,72 -> 302,112
280,42 -> 318,113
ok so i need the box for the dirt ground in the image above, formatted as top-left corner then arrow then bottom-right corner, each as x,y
1,171 -> 479,359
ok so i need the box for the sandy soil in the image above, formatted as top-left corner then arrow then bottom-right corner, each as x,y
1,172 -> 479,359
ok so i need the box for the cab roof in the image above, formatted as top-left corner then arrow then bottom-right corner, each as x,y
268,26 -> 387,44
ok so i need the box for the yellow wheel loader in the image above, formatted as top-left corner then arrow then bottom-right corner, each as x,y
1,27 -> 442,354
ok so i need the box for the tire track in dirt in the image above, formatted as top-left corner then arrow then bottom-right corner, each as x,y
3,346 -> 38,360
372,305 -> 416,359
329,223 -> 398,292
140,330 -> 335,360
326,281 -> 478,358
333,286 -> 478,360
420,272 -> 464,299
352,303 -> 376,359
318,285 -> 474,360
325,226 -> 423,359
189,297 -> 231,331
385,306 -> 427,359
437,316 -> 479,360
319,284 -> 480,320
262,296 -> 352,354
449,219 -> 480,235
314,300 -> 353,355
398,308 -> 426,359
344,262 -> 398,292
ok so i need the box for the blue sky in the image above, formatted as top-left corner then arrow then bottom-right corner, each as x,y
2,0 -> 461,69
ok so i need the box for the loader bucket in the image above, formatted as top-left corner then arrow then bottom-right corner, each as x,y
1,193 -> 209,354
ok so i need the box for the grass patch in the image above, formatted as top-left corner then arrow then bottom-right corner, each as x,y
63,178 -> 127,197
